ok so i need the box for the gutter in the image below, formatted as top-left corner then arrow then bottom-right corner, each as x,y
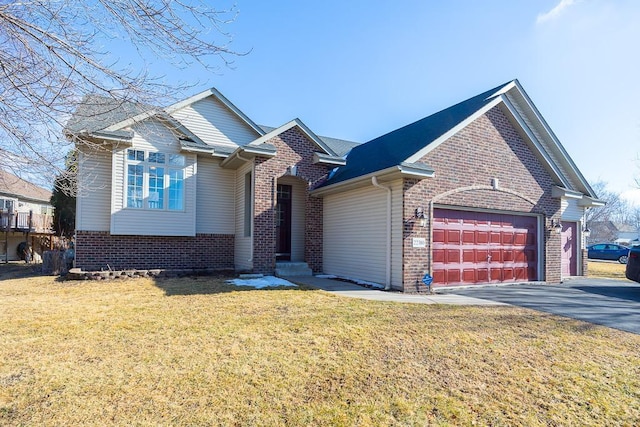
371,176 -> 392,290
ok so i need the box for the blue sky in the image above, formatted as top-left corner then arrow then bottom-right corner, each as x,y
142,0 -> 640,204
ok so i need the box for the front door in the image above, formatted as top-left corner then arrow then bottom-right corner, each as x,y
276,184 -> 292,261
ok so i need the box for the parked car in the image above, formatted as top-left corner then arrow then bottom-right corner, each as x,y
587,243 -> 630,264
626,246 -> 640,283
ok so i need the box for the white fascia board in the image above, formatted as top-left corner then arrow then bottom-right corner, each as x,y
551,186 -> 583,199
165,87 -> 265,136
180,146 -> 215,154
247,118 -> 337,156
313,152 -> 346,166
405,97 -> 503,163
398,164 -> 435,178
511,80 -> 596,197
500,96 -> 571,188
311,165 -> 432,196
578,196 -> 606,208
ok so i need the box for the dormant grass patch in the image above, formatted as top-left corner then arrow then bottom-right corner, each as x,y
1,271 -> 639,426
588,260 -> 629,279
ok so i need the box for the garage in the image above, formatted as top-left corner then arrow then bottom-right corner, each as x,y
432,208 -> 539,286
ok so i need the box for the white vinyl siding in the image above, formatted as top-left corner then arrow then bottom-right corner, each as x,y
170,97 -> 259,147
196,156 -> 235,234
76,148 -> 112,231
234,162 -> 253,271
324,181 -> 403,288
561,197 -> 587,253
110,120 -> 196,236
278,176 -> 306,262
561,198 -> 585,222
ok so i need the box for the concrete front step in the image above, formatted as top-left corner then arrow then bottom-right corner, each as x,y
275,262 -> 312,277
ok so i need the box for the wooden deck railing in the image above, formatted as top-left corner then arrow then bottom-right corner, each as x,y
0,211 -> 54,234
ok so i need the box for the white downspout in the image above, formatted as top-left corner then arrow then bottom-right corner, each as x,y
372,176 -> 392,290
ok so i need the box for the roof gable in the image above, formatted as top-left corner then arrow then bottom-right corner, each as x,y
166,87 -> 265,138
259,125 -> 359,157
319,80 -> 598,200
249,119 -> 338,156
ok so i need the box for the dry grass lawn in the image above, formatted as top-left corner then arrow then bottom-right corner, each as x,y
1,265 -> 640,426
587,260 -> 629,279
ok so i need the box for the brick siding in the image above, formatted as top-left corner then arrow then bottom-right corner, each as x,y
252,127 -> 330,274
402,106 -> 562,291
75,231 -> 234,271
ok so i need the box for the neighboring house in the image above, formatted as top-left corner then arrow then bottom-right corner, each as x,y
0,170 -> 55,262
588,221 -> 639,246
66,80 -> 602,290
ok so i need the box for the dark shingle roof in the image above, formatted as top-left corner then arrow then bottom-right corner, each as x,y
321,81 -> 514,187
258,125 -> 360,157
65,95 -> 155,134
0,169 -> 52,203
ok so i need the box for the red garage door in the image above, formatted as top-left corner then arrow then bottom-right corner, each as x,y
432,209 -> 538,286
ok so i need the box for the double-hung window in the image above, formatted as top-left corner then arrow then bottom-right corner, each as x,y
126,149 -> 185,211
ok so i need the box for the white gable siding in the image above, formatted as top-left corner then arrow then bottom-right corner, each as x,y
110,120 -> 197,236
234,161 -> 253,271
196,156 -> 235,234
561,198 -> 585,222
170,97 -> 259,147
76,148 -> 112,231
324,180 -> 403,288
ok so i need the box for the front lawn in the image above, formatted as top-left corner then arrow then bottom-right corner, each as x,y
1,273 -> 639,426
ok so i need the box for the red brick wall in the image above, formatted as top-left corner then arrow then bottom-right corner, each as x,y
403,106 -> 562,291
252,127 -> 329,274
75,231 -> 234,271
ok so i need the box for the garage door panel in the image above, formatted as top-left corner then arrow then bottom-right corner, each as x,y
432,209 -> 538,287
447,230 -> 461,244
502,232 -> 514,245
514,232 -> 527,245
433,229 -> 445,243
462,269 -> 475,283
462,230 -> 475,244
490,232 -> 501,244
446,249 -> 460,263
447,269 -> 460,283
433,249 -> 445,263
502,267 -> 514,281
462,249 -> 475,262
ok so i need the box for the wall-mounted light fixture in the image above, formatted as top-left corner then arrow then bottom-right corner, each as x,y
549,219 -> 562,234
583,227 -> 591,238
415,207 -> 426,227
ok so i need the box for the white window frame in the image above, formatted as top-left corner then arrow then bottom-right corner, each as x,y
124,149 -> 186,212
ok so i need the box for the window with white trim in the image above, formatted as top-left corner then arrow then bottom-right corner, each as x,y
125,149 -> 185,211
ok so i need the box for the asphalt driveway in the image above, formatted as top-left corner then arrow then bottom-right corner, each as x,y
440,277 -> 640,335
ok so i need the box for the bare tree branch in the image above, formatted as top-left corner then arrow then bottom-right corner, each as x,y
0,0 -> 241,194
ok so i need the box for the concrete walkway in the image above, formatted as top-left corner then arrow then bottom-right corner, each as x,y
290,275 -> 506,305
